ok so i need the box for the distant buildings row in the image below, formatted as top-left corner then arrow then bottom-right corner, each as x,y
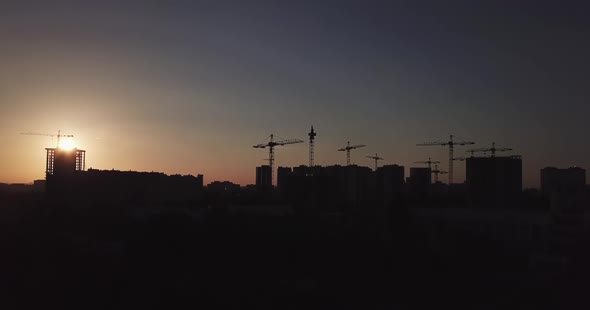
254,156 -> 587,208
42,147 -> 203,204
4,147 -> 585,210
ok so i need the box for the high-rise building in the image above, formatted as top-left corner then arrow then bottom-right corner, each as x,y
292,165 -> 308,176
46,147 -> 86,177
277,166 -> 293,190
407,167 -> 431,196
342,165 -> 375,207
45,147 -> 86,193
376,164 -> 405,207
466,156 -> 522,206
256,165 -> 272,189
409,167 -> 431,184
541,167 -> 586,195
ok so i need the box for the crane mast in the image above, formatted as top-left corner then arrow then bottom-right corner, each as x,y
414,157 -> 440,170
417,134 -> 475,185
431,163 -> 448,183
253,134 -> 303,186
308,126 -> 316,168
366,153 -> 384,171
338,141 -> 366,166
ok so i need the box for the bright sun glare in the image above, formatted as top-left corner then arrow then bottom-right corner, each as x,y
58,138 -> 76,150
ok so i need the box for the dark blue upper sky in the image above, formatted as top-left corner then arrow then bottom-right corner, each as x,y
1,0 -> 589,186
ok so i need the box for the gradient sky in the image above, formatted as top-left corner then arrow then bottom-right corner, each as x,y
1,0 -> 589,187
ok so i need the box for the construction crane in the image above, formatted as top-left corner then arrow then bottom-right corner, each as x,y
253,134 -> 303,186
431,164 -> 448,183
366,153 -> 384,171
466,142 -> 512,157
414,157 -> 440,170
308,126 -> 316,168
338,141 -> 366,166
20,130 -> 74,148
417,134 -> 475,185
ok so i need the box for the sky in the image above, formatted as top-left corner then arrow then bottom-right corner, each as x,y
1,0 -> 589,187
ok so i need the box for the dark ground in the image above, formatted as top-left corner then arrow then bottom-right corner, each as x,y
1,193 -> 589,309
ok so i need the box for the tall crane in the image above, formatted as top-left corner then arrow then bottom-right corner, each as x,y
431,163 -> 448,183
466,142 -> 512,157
414,157 -> 440,170
20,130 -> 74,148
366,153 -> 384,171
253,134 -> 303,186
308,126 -> 316,168
338,141 -> 366,166
417,134 -> 475,185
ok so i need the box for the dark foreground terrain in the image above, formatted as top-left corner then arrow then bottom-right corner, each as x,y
1,193 -> 589,309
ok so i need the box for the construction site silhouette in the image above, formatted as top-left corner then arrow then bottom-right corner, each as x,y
1,126 -> 589,309
1,1 -> 590,309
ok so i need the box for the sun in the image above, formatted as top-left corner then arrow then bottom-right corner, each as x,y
58,138 -> 77,150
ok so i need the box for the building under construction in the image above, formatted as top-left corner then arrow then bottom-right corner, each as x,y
45,147 -> 86,193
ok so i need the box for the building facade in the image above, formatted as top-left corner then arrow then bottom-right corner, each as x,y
466,156 -> 522,206
541,167 -> 586,195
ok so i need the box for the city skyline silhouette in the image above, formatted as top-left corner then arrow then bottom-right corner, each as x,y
4,127 -> 588,189
1,1 -> 589,187
1,2 -> 590,309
